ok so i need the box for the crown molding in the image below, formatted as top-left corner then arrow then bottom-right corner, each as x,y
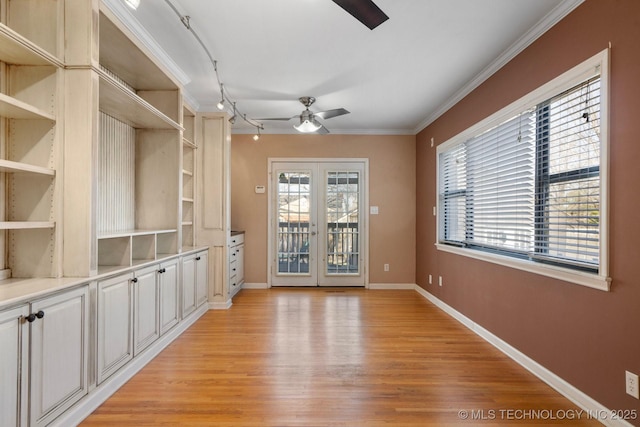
231,127 -> 415,136
413,0 -> 585,135
101,0 -> 191,87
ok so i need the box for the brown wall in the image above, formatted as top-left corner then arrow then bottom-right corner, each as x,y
231,133 -> 416,285
416,0 -> 640,415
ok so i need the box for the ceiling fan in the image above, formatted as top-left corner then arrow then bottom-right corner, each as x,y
332,0 -> 389,30
258,96 -> 350,134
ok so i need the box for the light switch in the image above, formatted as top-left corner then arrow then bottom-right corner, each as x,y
370,206 -> 379,215
255,185 -> 265,193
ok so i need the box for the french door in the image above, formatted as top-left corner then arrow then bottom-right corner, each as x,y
270,160 -> 366,287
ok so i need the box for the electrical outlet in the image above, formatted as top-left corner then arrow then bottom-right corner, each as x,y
384,264 -> 389,272
438,276 -> 443,287
626,371 -> 639,399
428,274 -> 432,284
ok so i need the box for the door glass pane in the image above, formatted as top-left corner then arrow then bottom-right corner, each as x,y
326,171 -> 359,275
277,172 -> 311,274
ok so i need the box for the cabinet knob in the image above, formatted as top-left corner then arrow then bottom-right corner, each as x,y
26,313 -> 37,323
36,310 -> 45,319
195,256 -> 201,261
158,268 -> 166,274
132,277 -> 138,283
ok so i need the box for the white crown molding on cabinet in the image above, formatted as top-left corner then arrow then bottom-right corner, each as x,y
413,0 -> 585,135
101,0 -> 191,87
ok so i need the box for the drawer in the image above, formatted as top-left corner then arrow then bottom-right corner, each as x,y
229,233 -> 244,246
229,260 -> 239,277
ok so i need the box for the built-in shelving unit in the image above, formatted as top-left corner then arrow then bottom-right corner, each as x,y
182,105 -> 197,249
0,0 -> 63,279
95,9 -> 182,274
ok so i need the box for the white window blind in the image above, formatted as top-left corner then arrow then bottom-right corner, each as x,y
439,75 -> 601,273
534,77 -> 601,268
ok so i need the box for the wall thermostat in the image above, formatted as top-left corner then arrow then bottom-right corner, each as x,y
255,185 -> 265,194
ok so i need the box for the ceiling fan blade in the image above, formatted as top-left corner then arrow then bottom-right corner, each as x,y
254,116 -> 296,121
332,0 -> 389,30
314,108 -> 350,120
315,123 -> 330,134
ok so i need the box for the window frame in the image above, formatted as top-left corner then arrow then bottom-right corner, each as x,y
435,49 -> 610,291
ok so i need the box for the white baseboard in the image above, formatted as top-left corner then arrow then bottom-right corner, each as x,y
413,286 -> 633,427
242,282 -> 269,289
51,303 -> 210,427
209,299 -> 232,310
368,283 -> 417,290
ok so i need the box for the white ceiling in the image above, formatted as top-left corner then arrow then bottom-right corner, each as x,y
104,0 -> 583,135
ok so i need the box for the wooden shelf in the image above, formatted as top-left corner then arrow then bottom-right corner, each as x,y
181,221 -> 193,226
182,197 -> 194,203
0,93 -> 55,121
98,229 -> 177,239
99,10 -> 178,91
0,159 -> 55,176
183,138 -> 197,149
182,169 -> 193,177
0,221 -> 55,230
98,72 -> 181,130
0,23 -> 61,66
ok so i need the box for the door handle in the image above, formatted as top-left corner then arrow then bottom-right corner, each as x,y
311,231 -> 316,236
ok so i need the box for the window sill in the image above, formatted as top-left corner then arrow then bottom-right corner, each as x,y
435,243 -> 611,291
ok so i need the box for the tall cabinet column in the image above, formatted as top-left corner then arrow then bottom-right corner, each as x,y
196,113 -> 231,306
63,0 -> 99,276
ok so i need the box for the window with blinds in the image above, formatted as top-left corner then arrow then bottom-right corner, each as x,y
438,73 -> 602,274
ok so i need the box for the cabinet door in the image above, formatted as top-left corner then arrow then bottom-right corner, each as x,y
195,251 -> 208,307
159,258 -> 179,335
97,273 -> 134,384
182,254 -> 197,317
0,305 -> 29,427
30,286 -> 89,427
134,265 -> 160,355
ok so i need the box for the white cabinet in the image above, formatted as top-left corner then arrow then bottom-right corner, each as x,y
181,254 -> 196,317
133,266 -> 160,355
229,233 -> 245,299
159,258 -> 179,335
30,287 -> 90,427
196,251 -> 208,307
0,285 -> 89,427
97,272 -> 134,384
182,250 -> 208,317
0,304 -> 29,427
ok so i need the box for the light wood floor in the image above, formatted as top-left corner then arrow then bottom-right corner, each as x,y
82,288 -> 600,426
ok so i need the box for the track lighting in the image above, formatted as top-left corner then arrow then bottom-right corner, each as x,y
125,0 -> 140,9
164,0 -> 263,131
217,84 -> 225,110
253,125 -> 262,141
229,102 -> 237,124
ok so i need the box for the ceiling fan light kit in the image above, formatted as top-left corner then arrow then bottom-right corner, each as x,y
258,96 -> 350,135
294,119 -> 322,133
